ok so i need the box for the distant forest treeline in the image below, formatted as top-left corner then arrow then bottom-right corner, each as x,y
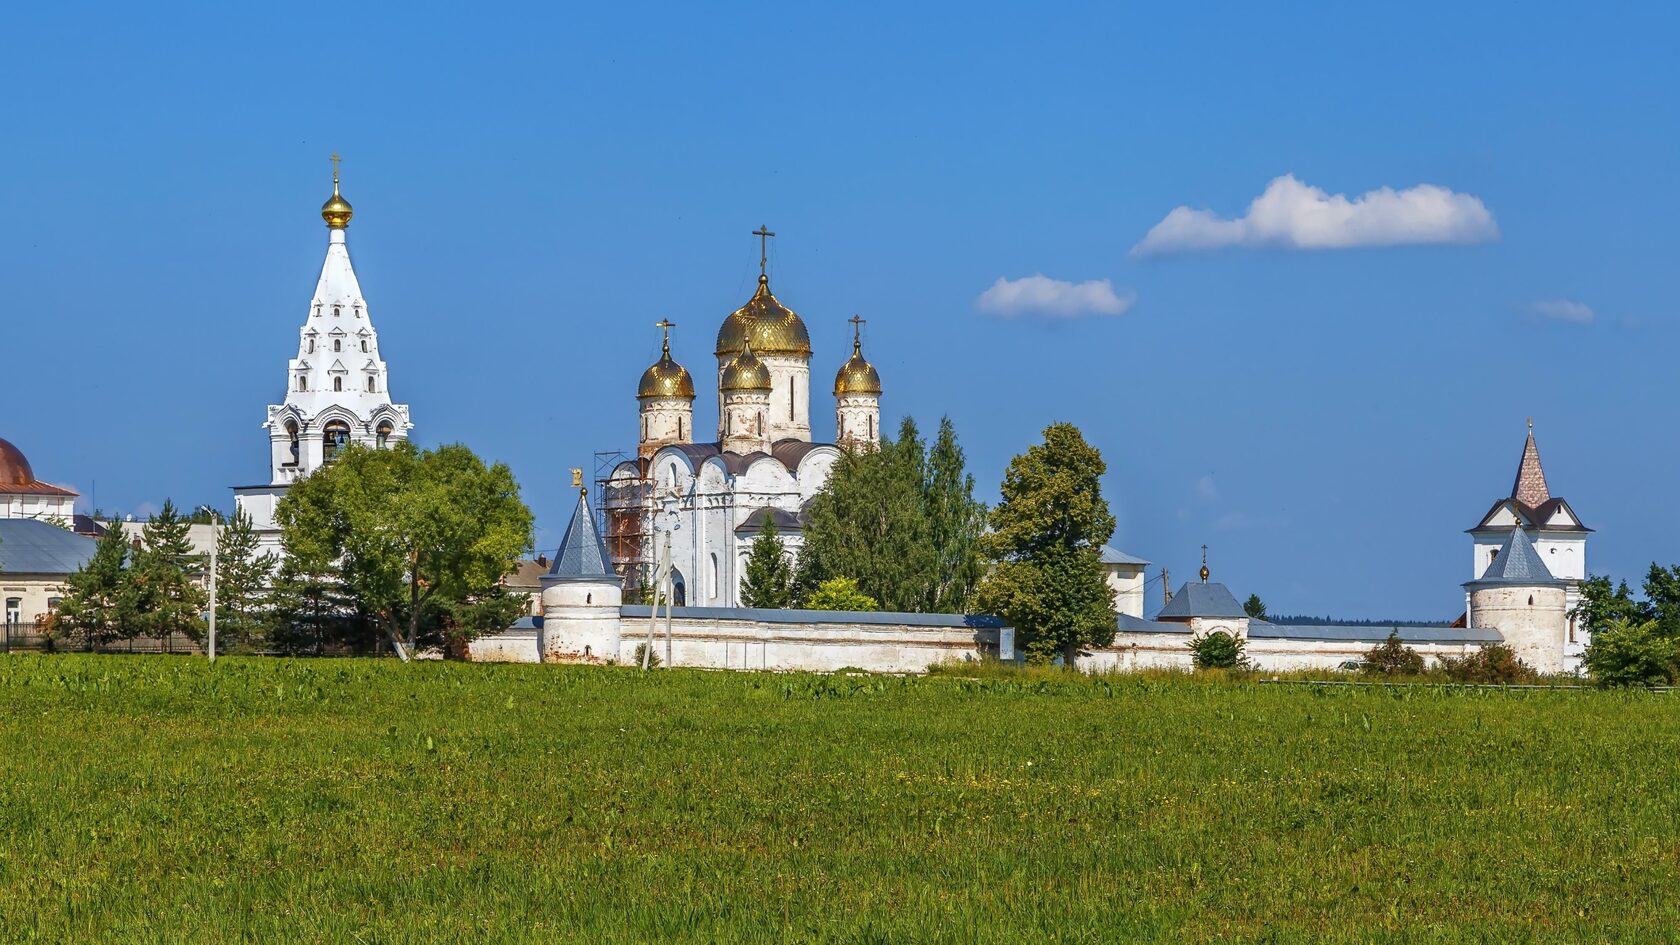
1266,615 -> 1453,627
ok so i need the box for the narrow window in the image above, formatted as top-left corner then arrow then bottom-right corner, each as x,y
710,553 -> 720,599
333,305 -> 341,317
333,339 -> 341,352
307,339 -> 315,353
333,377 -> 343,392
297,375 -> 307,391
1568,617 -> 1577,643
867,414 -> 874,440
285,419 -> 300,465
789,390 -> 794,420
678,416 -> 684,440
361,339 -> 368,352
366,377 -> 375,392
353,304 -> 361,318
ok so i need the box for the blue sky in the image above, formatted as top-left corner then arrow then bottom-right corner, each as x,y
3,2 -> 1675,618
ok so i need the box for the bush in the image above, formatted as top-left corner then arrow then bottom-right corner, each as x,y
1583,618 -> 1680,687
803,577 -> 879,612
633,643 -> 662,669
1188,630 -> 1248,670
1362,631 -> 1425,676
1438,643 -> 1536,684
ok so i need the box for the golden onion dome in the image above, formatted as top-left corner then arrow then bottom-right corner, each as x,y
638,340 -> 696,399
716,275 -> 812,358
833,339 -> 882,396
720,341 -> 772,392
321,160 -> 353,228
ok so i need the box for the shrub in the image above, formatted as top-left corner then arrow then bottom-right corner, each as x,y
633,643 -> 662,669
803,577 -> 879,612
1363,631 -> 1425,676
1438,643 -> 1536,684
1189,630 -> 1248,670
1583,618 -> 1680,687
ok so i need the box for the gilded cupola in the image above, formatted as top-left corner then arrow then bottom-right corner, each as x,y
638,329 -> 696,400
320,154 -> 353,229
716,275 -> 812,358
833,335 -> 881,396
720,340 -> 773,391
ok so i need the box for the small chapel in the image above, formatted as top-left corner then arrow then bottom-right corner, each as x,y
599,228 -> 882,607
233,158 -> 413,557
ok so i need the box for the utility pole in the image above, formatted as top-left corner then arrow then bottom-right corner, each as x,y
200,506 -> 220,662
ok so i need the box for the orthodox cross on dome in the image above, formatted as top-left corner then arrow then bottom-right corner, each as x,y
848,314 -> 866,348
656,319 -> 676,354
1200,544 -> 1210,583
752,225 -> 776,278
330,153 -> 342,187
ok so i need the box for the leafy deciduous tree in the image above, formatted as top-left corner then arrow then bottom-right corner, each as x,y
803,576 -> 879,612
975,423 -> 1117,665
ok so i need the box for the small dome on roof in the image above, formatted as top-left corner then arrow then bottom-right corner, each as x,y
720,342 -> 772,391
638,342 -> 695,400
0,438 -> 35,485
833,339 -> 881,396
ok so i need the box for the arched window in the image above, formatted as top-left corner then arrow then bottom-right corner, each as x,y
332,305 -> 341,317
323,419 -> 351,462
306,338 -> 315,353
353,304 -> 361,318
709,553 -> 720,599
678,416 -> 684,440
333,377 -> 343,392
867,413 -> 874,440
333,339 -> 342,352
789,390 -> 794,420
361,339 -> 368,352
296,375 -> 307,391
285,419 -> 300,465
376,420 -> 393,448
366,376 -> 375,392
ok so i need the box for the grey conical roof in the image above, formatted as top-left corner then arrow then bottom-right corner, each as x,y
1468,525 -> 1561,587
544,489 -> 616,584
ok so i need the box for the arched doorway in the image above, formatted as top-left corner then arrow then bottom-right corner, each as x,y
670,569 -> 687,607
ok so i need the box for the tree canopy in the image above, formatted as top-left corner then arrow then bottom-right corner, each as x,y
975,423 -> 1116,664
800,416 -> 985,613
275,442 -> 532,658
739,520 -> 794,609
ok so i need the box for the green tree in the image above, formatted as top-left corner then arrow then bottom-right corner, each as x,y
275,442 -> 533,658
212,508 -> 278,652
923,417 -> 987,612
974,423 -> 1117,665
266,554 -> 371,655
55,520 -> 136,647
1363,630 -> 1425,676
803,576 -> 879,612
1583,618 -> 1680,687
130,500 -> 208,644
1189,630 -> 1248,670
1572,575 -> 1653,635
1438,643 -> 1536,684
739,520 -> 794,609
1243,594 -> 1268,620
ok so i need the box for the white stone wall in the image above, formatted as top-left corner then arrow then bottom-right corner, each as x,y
1468,584 -> 1568,674
538,580 -> 624,662
1083,630 -> 1498,674
1103,563 -> 1147,618
0,492 -> 74,522
835,393 -> 880,451
639,397 -> 694,459
760,354 -> 811,443
720,389 -> 772,455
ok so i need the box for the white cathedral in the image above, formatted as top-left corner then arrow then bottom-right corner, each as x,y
233,160 -> 413,555
600,233 -> 883,607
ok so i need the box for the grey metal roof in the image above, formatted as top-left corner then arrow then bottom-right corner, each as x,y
1466,526 -> 1562,587
1117,613 -> 1185,634
620,604 -> 1002,629
1100,545 -> 1149,566
1155,581 -> 1246,619
1247,621 -> 1504,644
736,507 -> 804,534
543,490 -> 616,584
0,519 -> 98,574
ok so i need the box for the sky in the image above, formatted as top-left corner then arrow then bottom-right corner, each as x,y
2,2 -> 1676,619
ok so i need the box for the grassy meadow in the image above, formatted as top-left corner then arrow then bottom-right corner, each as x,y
1,655 -> 1677,943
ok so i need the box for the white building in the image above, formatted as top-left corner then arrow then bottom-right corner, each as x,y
233,160 -> 413,556
1465,421 -> 1588,667
602,238 -> 876,607
0,437 -> 77,524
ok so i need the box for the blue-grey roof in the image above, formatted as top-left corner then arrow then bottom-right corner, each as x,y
544,490 -> 616,584
1466,526 -> 1562,587
1155,581 -> 1245,619
0,519 -> 97,574
1247,621 -> 1504,644
1117,613 -> 1185,634
1100,545 -> 1149,566
620,604 -> 1003,629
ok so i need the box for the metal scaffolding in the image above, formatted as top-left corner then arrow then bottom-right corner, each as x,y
594,449 -> 650,593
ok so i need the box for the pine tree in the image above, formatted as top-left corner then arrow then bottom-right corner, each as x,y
130,500 -> 209,644
55,520 -> 136,647
739,520 -> 794,609
923,417 -> 987,613
266,555 -> 371,655
975,423 -> 1118,665
213,508 -> 278,652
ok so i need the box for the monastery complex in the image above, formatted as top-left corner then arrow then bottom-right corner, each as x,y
1,162 -> 1597,675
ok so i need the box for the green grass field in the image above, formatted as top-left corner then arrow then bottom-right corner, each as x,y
1,655 -> 1677,943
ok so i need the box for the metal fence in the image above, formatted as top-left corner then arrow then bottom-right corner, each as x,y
1,621 -> 204,656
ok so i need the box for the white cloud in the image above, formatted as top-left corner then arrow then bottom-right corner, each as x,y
1194,475 -> 1220,501
1132,174 -> 1499,256
1529,298 -> 1595,324
976,274 -> 1134,318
